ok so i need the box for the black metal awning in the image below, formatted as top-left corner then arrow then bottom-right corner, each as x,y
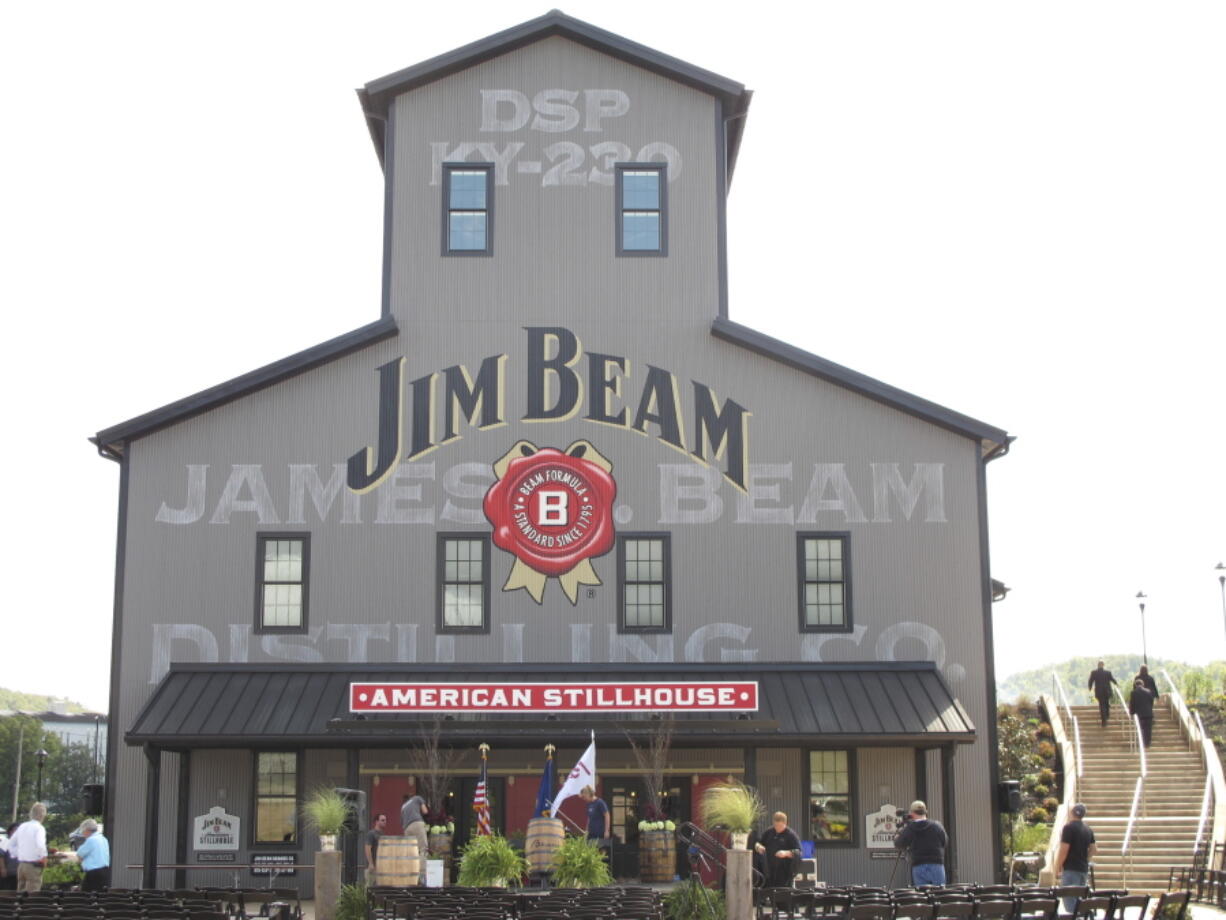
126,661 -> 975,749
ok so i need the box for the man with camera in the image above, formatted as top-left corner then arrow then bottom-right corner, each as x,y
894,800 -> 948,886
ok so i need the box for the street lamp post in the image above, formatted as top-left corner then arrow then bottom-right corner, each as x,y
35,749 -> 48,803
1216,563 -> 1226,642
1136,591 -> 1148,666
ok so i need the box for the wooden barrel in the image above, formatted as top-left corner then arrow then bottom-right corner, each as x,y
377,836 -> 421,886
428,832 -> 453,859
525,817 -> 565,873
639,829 -> 675,882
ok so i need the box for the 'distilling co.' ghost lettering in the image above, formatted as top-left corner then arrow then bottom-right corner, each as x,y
345,327 -> 752,494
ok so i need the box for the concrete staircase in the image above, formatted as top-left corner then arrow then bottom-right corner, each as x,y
1067,701 -> 1204,892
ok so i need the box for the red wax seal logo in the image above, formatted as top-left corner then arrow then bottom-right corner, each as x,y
483,440 -> 617,604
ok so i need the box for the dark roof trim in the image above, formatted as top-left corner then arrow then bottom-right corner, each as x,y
91,315 -> 399,458
711,316 -> 1011,453
358,10 -> 751,177
153,660 -> 946,676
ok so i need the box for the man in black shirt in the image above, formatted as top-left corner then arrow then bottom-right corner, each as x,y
1053,803 -> 1096,914
894,801 -> 948,887
364,813 -> 387,883
1088,661 -> 1118,727
754,811 -> 802,888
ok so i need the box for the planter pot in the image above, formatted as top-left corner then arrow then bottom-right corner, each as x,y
731,831 -> 749,850
319,833 -> 338,852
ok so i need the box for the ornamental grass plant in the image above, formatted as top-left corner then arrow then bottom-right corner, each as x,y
302,787 -> 353,837
700,782 -> 764,834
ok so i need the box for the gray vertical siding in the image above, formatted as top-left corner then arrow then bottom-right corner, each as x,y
105,23 -> 1003,889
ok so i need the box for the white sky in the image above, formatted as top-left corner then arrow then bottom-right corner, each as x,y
2,2 -> 1224,714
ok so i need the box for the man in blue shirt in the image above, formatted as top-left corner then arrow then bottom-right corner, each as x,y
73,820 -> 110,891
580,786 -> 609,844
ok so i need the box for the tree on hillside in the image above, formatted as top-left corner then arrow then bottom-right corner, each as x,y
0,715 -> 64,822
0,688 -> 87,713
998,656 -> 1220,703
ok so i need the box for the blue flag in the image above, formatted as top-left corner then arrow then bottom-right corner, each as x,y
534,748 -> 556,817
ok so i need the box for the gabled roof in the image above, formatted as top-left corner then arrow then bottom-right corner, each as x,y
127,661 -> 975,748
712,317 -> 1012,456
356,10 -> 753,179
91,316 -> 398,459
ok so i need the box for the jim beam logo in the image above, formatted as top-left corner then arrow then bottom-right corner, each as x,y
482,440 -> 616,604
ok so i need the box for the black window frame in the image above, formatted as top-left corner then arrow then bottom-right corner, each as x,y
796,532 -> 852,633
441,162 -> 495,257
616,533 -> 672,633
615,163 -> 667,257
250,749 -> 302,849
254,532 -> 311,635
805,748 -> 858,848
436,533 -> 492,634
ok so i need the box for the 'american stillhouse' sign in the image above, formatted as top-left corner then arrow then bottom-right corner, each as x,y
349,681 -> 759,713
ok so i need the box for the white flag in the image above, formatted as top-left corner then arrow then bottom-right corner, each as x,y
551,732 -> 597,817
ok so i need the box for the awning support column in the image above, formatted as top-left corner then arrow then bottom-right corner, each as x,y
143,744 -> 162,889
914,749 -> 928,806
940,744 -> 957,883
174,752 -> 191,889
343,749 -> 359,886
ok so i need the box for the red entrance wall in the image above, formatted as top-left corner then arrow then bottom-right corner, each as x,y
371,775 -> 418,834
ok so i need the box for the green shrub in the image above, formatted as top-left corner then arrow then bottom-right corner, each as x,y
457,833 -> 529,887
1037,768 -> 1055,786
1037,741 -> 1056,760
1042,797 -> 1060,813
664,880 -> 725,920
42,859 -> 83,887
551,835 -> 613,888
1026,807 -> 1049,825
1032,784 -> 1049,798
1035,723 -> 1053,740
336,884 -> 368,920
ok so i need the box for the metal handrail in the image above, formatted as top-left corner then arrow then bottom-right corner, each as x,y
1051,672 -> 1082,777
1040,692 -> 1080,884
1163,669 -> 1202,748
1195,709 -> 1226,851
1120,774 -> 1145,888
1072,717 -> 1083,779
1134,713 -> 1148,778
1114,683 -> 1135,746
1195,773 -> 1212,856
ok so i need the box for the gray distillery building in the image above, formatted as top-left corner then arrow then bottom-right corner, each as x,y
93,12 -> 1012,891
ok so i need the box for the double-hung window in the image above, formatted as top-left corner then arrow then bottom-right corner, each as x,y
255,534 -> 309,633
797,533 -> 851,631
254,751 -> 299,845
437,534 -> 491,632
809,750 -> 854,844
616,164 -> 667,255
443,164 -> 493,255
617,534 -> 671,632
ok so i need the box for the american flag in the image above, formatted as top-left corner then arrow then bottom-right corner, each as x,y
473,752 -> 492,836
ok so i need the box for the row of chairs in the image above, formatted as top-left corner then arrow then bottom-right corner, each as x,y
755,886 -> 1177,920
368,885 -> 662,920
0,889 -> 298,920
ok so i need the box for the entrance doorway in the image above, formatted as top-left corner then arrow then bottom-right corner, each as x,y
607,776 -> 691,881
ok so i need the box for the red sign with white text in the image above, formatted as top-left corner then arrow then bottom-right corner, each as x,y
349,681 -> 759,714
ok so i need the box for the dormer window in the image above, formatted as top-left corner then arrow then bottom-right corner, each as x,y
616,164 -> 667,256
443,163 -> 494,256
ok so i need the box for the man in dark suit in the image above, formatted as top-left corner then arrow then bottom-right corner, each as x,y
1128,679 -> 1157,746
1087,661 -> 1118,727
